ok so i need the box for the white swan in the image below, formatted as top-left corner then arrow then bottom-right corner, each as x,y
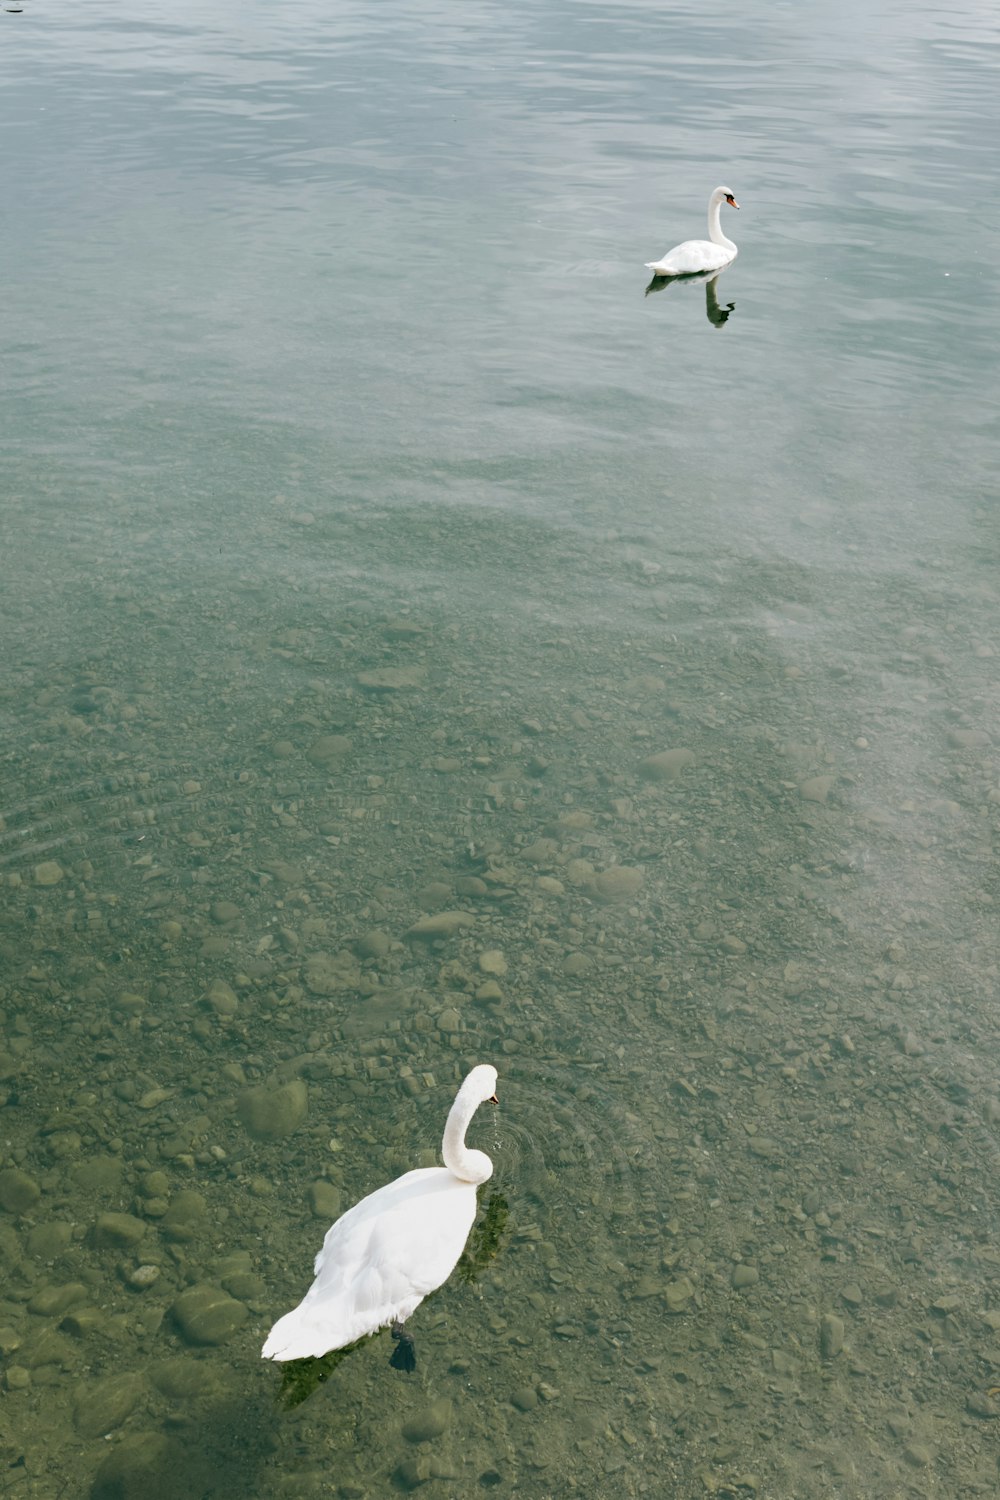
645,186 -> 740,276
261,1064 -> 499,1366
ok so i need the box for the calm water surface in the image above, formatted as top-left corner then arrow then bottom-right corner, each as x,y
2,1 -> 999,1496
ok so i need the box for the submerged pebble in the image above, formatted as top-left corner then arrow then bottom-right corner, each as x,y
93,1213 -> 147,1249
90,1432 -> 176,1500
236,1080 -> 308,1141
171,1284 -> 249,1346
401,1399 -> 452,1443
73,1372 -> 142,1438
0,1168 -> 41,1215
638,748 -> 696,781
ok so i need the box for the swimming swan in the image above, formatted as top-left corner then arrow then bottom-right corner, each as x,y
645,186 -> 740,277
261,1064 -> 499,1367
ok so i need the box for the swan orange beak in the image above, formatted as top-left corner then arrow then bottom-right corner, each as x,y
726,196 -> 740,210
488,1094 -> 499,1105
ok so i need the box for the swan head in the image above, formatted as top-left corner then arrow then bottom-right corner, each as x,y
461,1063 -> 499,1106
714,185 -> 739,211
442,1065 -> 498,1184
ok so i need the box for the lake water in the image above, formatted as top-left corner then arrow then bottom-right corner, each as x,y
2,0 -> 999,1495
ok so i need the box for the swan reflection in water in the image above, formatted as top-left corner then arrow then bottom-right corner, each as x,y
644,267 -> 736,328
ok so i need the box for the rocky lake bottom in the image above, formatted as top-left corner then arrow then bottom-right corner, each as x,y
2,509 -> 1000,1500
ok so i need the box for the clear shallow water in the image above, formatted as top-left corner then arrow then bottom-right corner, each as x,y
2,1 -> 1000,1496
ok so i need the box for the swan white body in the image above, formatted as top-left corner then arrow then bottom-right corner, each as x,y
645,186 -> 740,276
261,1064 -> 498,1362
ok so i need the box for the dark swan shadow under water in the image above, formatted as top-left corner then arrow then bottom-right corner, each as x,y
644,266 -> 735,327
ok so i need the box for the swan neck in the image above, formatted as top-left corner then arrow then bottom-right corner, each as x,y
708,198 -> 736,252
442,1089 -> 493,1184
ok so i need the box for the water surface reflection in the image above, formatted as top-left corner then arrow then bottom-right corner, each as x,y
644,265 -> 736,327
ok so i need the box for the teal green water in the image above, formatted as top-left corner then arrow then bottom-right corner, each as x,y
2,2 -> 999,1496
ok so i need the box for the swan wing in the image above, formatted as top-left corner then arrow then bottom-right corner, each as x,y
262,1168 -> 478,1361
645,238 -> 734,276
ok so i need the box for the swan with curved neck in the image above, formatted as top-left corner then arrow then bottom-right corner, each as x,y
262,1064 -> 499,1367
442,1066 -> 496,1184
645,186 -> 740,277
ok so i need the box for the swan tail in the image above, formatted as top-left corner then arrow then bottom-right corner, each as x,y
263,1304 -> 359,1361
263,1311 -> 322,1361
262,1286 -> 426,1361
